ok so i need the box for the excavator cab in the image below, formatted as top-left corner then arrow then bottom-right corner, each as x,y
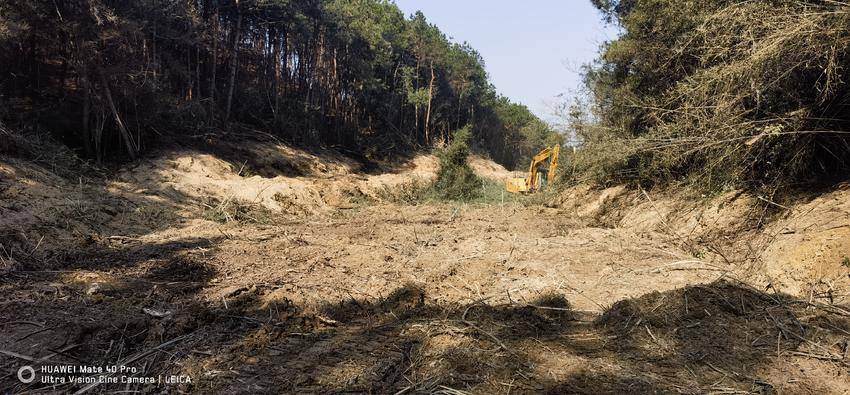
505,145 -> 560,193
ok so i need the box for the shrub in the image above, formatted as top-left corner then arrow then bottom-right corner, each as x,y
430,125 -> 484,200
581,0 -> 850,191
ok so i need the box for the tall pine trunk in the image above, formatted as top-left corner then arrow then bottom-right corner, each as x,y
79,60 -> 92,158
271,26 -> 281,122
224,11 -> 242,124
209,5 -> 218,122
425,61 -> 435,145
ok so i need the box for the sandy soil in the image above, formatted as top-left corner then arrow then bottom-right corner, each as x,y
1,140 -> 849,394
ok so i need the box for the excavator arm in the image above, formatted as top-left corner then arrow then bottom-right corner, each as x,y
547,144 -> 560,186
505,145 -> 561,193
526,147 -> 552,191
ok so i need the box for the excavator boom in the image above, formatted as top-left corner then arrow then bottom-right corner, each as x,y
505,145 -> 561,193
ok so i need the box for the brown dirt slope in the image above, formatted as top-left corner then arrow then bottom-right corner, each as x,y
1,139 -> 849,394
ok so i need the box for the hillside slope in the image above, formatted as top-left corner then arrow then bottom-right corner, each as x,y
2,140 -> 849,393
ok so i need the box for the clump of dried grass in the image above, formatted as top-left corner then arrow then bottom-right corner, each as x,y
376,179 -> 429,204
202,196 -> 276,224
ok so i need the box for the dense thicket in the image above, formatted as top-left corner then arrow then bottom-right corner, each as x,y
576,0 -> 850,189
0,0 -> 557,168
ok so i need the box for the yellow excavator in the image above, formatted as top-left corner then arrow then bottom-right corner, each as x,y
505,145 -> 560,193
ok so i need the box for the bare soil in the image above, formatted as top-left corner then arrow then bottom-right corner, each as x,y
2,140 -> 849,394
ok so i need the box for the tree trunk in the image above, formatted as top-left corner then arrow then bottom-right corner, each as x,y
195,46 -> 201,99
282,26 -> 289,94
99,72 -> 137,160
186,48 -> 193,100
209,6 -> 218,121
224,11 -> 242,124
95,110 -> 104,164
81,72 -> 92,158
425,61 -> 435,145
271,25 -> 281,122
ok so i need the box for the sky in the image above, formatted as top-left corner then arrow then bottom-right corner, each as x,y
393,0 -> 618,125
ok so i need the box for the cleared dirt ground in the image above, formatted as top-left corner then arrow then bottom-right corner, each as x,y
2,138 -> 849,394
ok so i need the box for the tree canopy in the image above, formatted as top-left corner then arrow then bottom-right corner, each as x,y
0,0 -> 558,168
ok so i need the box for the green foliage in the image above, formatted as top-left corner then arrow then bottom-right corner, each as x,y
430,126 -> 484,201
475,97 -> 563,169
406,88 -> 430,108
0,0 -> 554,169
578,0 -> 850,190
468,179 -> 513,205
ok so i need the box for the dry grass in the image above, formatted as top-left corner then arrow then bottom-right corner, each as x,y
577,1 -> 850,190
201,196 -> 277,224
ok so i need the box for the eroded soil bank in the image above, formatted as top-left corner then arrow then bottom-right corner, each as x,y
2,140 -> 849,393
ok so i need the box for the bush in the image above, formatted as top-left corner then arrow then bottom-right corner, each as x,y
582,0 -> 850,191
430,126 -> 484,200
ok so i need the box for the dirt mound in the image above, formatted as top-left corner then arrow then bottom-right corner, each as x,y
1,140 -> 515,266
759,185 -> 850,295
113,151 -> 328,216
4,135 -> 850,393
210,140 -> 360,178
0,159 -> 75,269
468,155 -> 515,180
111,148 -> 513,218
551,184 -> 850,302
0,156 -> 156,269
360,154 -> 439,193
112,150 -> 447,215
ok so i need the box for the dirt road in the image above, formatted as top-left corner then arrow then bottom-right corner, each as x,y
2,144 -> 849,393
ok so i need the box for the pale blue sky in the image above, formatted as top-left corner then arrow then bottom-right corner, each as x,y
393,0 -> 617,124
